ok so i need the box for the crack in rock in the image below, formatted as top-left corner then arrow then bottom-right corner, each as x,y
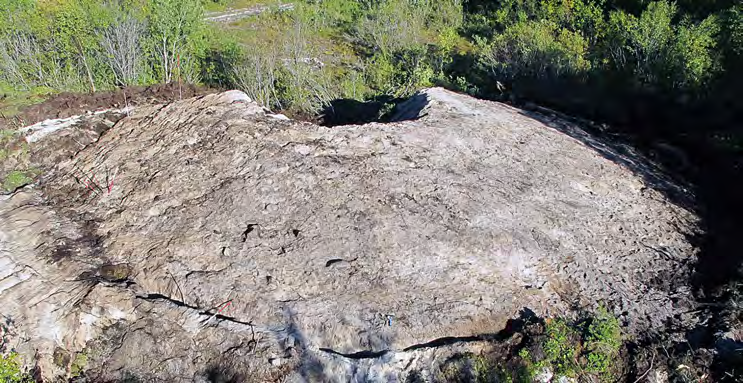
318,348 -> 390,359
319,331 -> 511,359
135,293 -> 253,327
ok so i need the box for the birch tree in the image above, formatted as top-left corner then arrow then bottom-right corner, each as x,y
149,0 -> 204,84
101,13 -> 145,86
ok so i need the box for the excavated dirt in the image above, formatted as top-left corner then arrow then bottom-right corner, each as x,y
0,83 -> 216,128
0,89 -> 702,382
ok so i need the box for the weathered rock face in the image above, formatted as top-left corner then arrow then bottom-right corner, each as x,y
0,89 -> 698,381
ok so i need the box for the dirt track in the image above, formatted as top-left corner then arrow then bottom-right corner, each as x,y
204,3 -> 294,23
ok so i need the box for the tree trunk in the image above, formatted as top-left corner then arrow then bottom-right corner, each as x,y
75,37 -> 96,93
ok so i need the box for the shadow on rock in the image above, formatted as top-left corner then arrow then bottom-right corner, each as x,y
274,307 -> 327,381
521,106 -> 743,381
319,96 -> 402,127
522,108 -> 696,214
201,363 -> 247,383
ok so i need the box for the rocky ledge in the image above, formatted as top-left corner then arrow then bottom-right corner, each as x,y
0,89 -> 699,381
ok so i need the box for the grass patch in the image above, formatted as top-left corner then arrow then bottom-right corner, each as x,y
2,170 -> 34,192
0,85 -> 55,119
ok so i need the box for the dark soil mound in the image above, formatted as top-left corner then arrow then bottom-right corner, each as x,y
2,83 -> 216,128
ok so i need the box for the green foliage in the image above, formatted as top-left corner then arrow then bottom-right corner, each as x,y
354,0 -> 462,55
440,310 -> 622,383
2,170 -> 33,192
474,356 -> 519,383
0,353 -> 32,383
542,318 -> 580,376
605,2 -> 676,84
604,1 -> 720,89
481,20 -> 591,80
517,309 -> 623,382
295,0 -> 362,33
198,27 -> 241,88
0,0 -> 210,93
70,351 -> 88,378
723,5 -> 743,58
149,0 -> 206,83
220,0 -> 463,113
366,50 -> 434,97
583,307 -> 622,380
466,0 -> 724,103
0,0 -> 736,118
672,15 -> 720,88
350,0 -> 461,97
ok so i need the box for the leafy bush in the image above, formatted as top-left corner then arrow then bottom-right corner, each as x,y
0,0 -> 212,93
672,15 -> 720,88
0,353 -> 32,383
515,308 -> 624,382
584,307 -> 622,380
229,47 -> 282,109
723,4 -> 743,58
453,309 -> 624,382
604,1 -> 720,89
149,0 -> 206,84
542,318 -> 580,376
480,20 -> 591,81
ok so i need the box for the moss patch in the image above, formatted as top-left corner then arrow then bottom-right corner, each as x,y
70,351 -> 88,378
2,170 -> 33,192
98,263 -> 132,282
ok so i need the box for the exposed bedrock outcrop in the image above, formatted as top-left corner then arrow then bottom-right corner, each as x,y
0,89 -> 699,381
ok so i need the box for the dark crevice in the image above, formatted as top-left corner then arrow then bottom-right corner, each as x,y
241,223 -> 258,242
318,310 -> 532,360
318,348 -> 390,359
317,333 -> 507,360
135,293 -> 253,327
325,259 -> 344,267
402,333 -> 507,352
210,313 -> 254,326
136,293 -> 195,308
317,95 -> 408,127
317,332 -> 514,360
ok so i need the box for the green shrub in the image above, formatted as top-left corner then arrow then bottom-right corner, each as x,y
542,318 -> 580,376
229,48 -> 282,109
584,307 -> 622,380
0,353 -> 32,383
604,1 -> 720,89
723,5 -> 743,58
671,15 -> 720,88
518,309 -> 624,381
481,20 -> 591,81
605,1 -> 676,85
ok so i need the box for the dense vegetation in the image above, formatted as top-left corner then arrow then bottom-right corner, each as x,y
0,0 -> 209,94
1,0 -> 740,120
